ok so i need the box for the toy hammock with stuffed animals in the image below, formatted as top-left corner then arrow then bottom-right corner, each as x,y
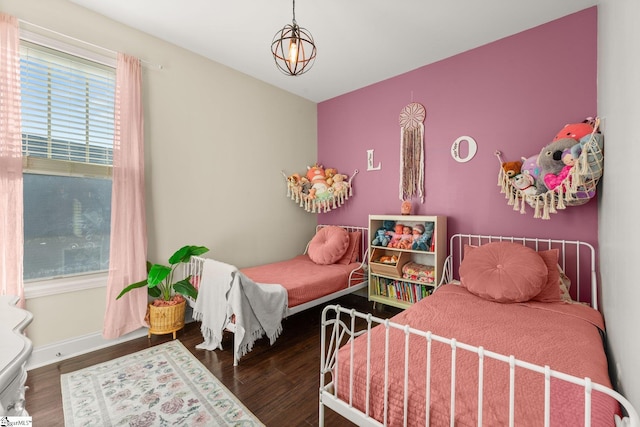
283,164 -> 357,213
497,117 -> 604,220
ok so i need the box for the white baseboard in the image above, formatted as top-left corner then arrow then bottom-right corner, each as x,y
26,327 -> 149,371
27,312 -> 198,371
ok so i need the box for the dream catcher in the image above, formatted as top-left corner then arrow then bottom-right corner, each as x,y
398,102 -> 426,202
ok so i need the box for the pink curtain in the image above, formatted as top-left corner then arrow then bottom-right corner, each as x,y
0,14 -> 25,307
103,53 -> 148,339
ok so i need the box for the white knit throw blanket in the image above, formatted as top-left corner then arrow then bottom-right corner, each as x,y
193,259 -> 235,351
229,271 -> 288,360
193,258 -> 288,362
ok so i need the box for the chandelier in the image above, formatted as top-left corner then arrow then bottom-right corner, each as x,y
271,0 -> 317,76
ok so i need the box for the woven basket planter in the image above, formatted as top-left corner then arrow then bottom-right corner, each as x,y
147,300 -> 186,339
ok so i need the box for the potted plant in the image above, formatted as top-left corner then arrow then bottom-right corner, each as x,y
117,244 -> 209,338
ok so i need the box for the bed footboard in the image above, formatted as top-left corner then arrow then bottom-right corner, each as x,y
319,304 -> 639,427
184,224 -> 369,366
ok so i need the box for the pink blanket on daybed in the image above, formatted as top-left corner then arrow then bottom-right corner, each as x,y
336,284 -> 620,426
241,255 -> 361,308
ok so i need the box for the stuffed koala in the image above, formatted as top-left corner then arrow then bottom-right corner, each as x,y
536,138 -> 577,193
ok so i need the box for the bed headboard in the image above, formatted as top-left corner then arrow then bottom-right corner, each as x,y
442,234 -> 598,309
315,224 -> 369,265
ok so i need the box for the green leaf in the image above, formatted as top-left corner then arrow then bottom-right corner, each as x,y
173,277 -> 198,300
116,278 -> 148,299
168,245 -> 209,265
147,264 -> 171,286
148,286 -> 161,298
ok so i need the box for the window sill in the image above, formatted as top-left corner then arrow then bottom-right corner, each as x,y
24,272 -> 108,299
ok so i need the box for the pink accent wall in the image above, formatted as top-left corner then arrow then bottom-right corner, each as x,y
317,7 -> 598,246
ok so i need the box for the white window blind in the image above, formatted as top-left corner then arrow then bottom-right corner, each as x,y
20,40 -> 116,282
20,40 -> 115,177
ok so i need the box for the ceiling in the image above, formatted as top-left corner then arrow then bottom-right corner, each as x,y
68,0 -> 597,103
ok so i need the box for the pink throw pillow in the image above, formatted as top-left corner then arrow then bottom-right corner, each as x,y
460,242 -> 549,303
308,226 -> 350,265
336,231 -> 362,265
532,249 -> 562,302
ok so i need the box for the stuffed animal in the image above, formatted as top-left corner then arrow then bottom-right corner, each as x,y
324,168 -> 337,185
544,164 -> 573,191
553,119 -> 595,142
307,164 -> 330,197
298,176 -> 312,195
501,161 -> 522,179
561,148 -> 577,167
331,173 -> 348,193
412,222 -> 434,251
570,132 -> 604,167
535,138 -> 577,193
371,229 -> 390,247
512,172 -> 537,195
521,154 -> 541,182
371,220 -> 395,247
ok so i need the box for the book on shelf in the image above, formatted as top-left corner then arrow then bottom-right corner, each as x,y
371,276 -> 433,303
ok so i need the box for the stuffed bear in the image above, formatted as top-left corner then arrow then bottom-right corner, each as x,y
501,161 -> 522,179
536,138 -> 577,193
324,167 -> 337,183
371,229 -> 390,247
371,220 -> 395,247
331,173 -> 348,193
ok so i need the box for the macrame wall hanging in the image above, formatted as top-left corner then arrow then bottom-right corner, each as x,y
398,102 -> 426,202
283,164 -> 357,213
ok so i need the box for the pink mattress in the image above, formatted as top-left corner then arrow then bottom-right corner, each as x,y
241,255 -> 362,308
336,284 -> 620,426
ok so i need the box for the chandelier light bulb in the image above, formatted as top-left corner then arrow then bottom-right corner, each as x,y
288,38 -> 299,65
271,0 -> 316,76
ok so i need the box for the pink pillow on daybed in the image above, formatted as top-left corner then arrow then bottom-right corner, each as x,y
308,226 -> 350,265
532,248 -> 562,303
460,242 -> 549,303
336,230 -> 362,265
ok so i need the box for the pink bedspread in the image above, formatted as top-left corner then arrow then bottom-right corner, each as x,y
241,255 -> 361,308
336,284 -> 620,426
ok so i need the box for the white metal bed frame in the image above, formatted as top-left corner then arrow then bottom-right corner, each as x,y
184,224 -> 369,365
319,233 -> 639,427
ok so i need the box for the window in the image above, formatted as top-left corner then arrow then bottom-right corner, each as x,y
20,40 -> 116,282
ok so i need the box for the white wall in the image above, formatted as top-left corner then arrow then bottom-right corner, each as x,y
1,0 -> 317,350
598,0 -> 640,412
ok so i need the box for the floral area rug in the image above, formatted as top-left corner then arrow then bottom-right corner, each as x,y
61,340 -> 263,426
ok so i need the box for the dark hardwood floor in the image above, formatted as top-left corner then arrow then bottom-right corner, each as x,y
26,294 -> 401,426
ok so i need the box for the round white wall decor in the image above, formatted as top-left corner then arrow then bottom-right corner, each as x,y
451,136 -> 478,163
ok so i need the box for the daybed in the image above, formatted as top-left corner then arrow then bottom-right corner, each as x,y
320,233 -> 639,426
187,224 -> 368,365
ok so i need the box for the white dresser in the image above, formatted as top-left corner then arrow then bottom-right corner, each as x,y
0,295 -> 33,416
